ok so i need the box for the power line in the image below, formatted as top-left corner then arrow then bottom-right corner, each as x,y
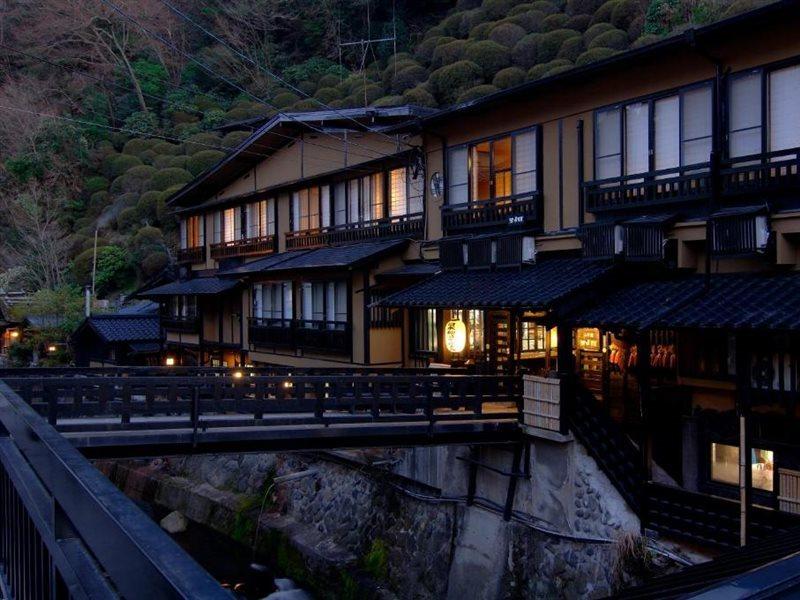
94,0 -> 394,163
154,0 -> 409,149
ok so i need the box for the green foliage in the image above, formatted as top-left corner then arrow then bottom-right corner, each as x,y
137,191 -> 163,223
402,85 -> 437,107
507,10 -> 547,32
141,252 -> 168,277
117,207 -> 140,231
222,131 -> 251,149
94,245 -> 132,295
542,13 -> 571,30
151,141 -> 183,156
469,21 -> 495,39
529,0 -> 560,14
493,66 -> 527,88
148,168 -> 193,192
431,39 -> 468,69
558,36 -> 585,60
283,57 -> 347,86
610,0 -> 642,31
372,95 -> 405,107
481,0 -> 516,19
5,154 -> 46,182
314,87 -> 341,103
631,33 -> 662,48
528,58 -> 573,78
122,138 -> 156,155
391,65 -> 429,94
187,150 -> 225,176
588,28 -> 629,50
123,111 -> 159,136
362,538 -> 389,581
575,45 -> 619,66
465,40 -> 511,77
584,22 -> 616,44
103,154 -> 143,178
566,13 -> 593,30
488,22 -> 527,47
591,0 -> 620,24
119,165 -> 157,193
537,28 -> 581,62
512,33 -> 543,69
567,0 -> 606,14
429,60 -> 484,104
13,285 -> 85,337
184,132 -> 221,156
456,84 -> 499,103
132,59 -> 168,99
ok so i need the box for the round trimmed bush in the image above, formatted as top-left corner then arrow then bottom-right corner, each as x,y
103,154 -> 143,178
591,0 -> 621,25
537,29 -> 581,62
507,9 -> 546,32
528,58 -> 572,79
631,33 -> 661,48
528,0 -> 559,14
317,73 -> 341,89
116,207 -> 139,231
314,87 -> 342,103
469,22 -> 495,40
627,15 -> 644,38
488,22 -> 527,47
431,39 -> 469,69
512,33 -> 542,69
222,131 -> 251,149
588,28 -> 628,50
120,165 -> 157,193
546,63 -> 574,77
429,60 -> 484,105
565,14 -> 592,30
575,46 -> 619,66
151,141 -> 182,156
465,40 -> 511,77
493,66 -> 526,88
457,0 -> 482,8
542,13 -> 570,31
481,0 -> 516,19
566,0 -> 605,14
440,11 -> 470,37
402,85 -> 437,107
148,168 -> 193,192
187,150 -> 225,176
292,99 -> 319,111
138,149 -> 158,165
141,252 -> 169,278
85,176 -> 109,194
371,95 -> 404,107
415,36 -> 455,65
273,91 -> 300,108
122,138 -> 156,155
363,84 -> 384,104
137,191 -> 163,222
456,84 -> 499,104
583,22 -> 616,45
610,0 -> 641,31
509,3 -> 537,15
184,132 -> 221,155
89,191 -> 110,213
391,65 -> 429,94
557,36 -> 585,60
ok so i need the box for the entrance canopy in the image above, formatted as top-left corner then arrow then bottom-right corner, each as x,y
379,258 -> 612,311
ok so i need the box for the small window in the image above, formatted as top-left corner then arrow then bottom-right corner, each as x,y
412,309 -> 438,355
521,322 -> 547,355
292,188 -> 321,232
595,108 -> 622,181
181,215 -> 204,249
710,443 -> 774,492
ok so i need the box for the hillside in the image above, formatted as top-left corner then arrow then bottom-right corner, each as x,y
0,0 -> 771,315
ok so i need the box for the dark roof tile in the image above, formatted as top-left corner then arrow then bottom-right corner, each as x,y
140,277 -> 239,297
85,315 -> 161,342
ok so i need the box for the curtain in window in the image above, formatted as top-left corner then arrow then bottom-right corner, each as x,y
390,168 -> 408,217
769,65 -> 800,153
447,146 -> 469,205
512,130 -> 537,194
371,173 -> 384,221
655,96 -> 680,172
223,208 -> 238,242
308,187 -> 320,230
625,102 -> 649,175
729,71 -> 762,158
595,108 -> 621,180
179,219 -> 187,249
681,85 -> 713,166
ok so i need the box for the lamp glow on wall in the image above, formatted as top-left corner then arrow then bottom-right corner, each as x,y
165,357 -> 175,366
10,331 -> 19,339
444,319 -> 467,353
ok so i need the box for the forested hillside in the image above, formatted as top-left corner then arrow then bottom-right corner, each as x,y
0,0 -> 770,321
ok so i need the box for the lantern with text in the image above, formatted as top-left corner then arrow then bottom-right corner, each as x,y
445,319 -> 467,353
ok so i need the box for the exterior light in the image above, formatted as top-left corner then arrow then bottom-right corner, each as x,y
444,319 -> 467,353
47,345 -> 57,353
233,371 -> 243,379
10,331 -> 19,339
165,357 -> 175,366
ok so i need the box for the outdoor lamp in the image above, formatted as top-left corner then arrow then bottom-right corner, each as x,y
444,319 -> 467,353
165,357 -> 175,366
47,345 -> 57,353
10,331 -> 19,339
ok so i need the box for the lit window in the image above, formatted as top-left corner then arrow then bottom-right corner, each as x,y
710,443 -> 774,492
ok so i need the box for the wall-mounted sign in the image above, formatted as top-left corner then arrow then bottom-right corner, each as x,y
444,319 -> 467,353
430,172 -> 443,201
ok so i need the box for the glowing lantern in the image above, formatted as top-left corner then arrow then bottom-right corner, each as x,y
10,331 -> 19,339
444,319 -> 467,353
233,371 -> 243,379
47,345 -> 57,353
165,357 -> 175,366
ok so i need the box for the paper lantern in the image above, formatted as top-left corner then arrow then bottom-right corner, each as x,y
445,319 -> 467,353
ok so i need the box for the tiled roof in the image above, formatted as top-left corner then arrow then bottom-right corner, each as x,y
85,315 -> 161,342
380,258 -> 612,310
217,251 -> 308,277
570,277 -> 707,329
139,277 -> 239,297
659,272 -> 800,330
376,262 -> 440,278
115,300 -> 160,315
128,341 -> 162,354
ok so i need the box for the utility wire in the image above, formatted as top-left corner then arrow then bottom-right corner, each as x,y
154,0 -> 410,149
94,0 -> 394,163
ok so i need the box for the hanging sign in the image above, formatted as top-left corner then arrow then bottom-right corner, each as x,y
444,319 -> 467,353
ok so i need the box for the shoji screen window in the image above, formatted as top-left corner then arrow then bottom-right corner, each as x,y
729,71 -> 762,161
447,146 -> 469,206
246,199 -> 275,239
334,182 -> 347,226
325,281 -> 348,330
180,215 -> 204,249
292,188 -> 320,232
389,167 -> 425,218
769,64 -> 800,157
252,283 -> 291,323
300,283 -> 325,326
654,85 -> 712,173
213,208 -> 241,243
595,108 -> 622,181
512,129 -> 537,195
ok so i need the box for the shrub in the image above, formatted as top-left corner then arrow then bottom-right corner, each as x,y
222,131 -> 251,149
431,39 -> 469,69
402,85 -> 437,107
590,0 -> 620,25
273,91 -> 300,108
103,154 -> 143,178
391,65 -> 429,94
414,36 -> 455,65
610,0 -> 642,32
464,40 -> 511,77
312,87 -> 340,104
117,192 -> 139,207
565,14 -> 592,30
493,66 -> 526,88
138,149 -> 158,165
141,252 -> 168,278
122,138 -> 156,156
583,22 -> 616,45
440,11 -> 470,37
557,36 -> 585,60
371,95 -> 404,107
151,141 -> 182,156
509,3 -> 536,15
469,22 -> 495,40
588,28 -> 628,50
546,63 -> 574,77
362,539 -> 389,581
317,73 -> 341,89
631,33 -> 661,48
88,191 -> 110,214
488,22 -> 527,47
627,15 -> 644,38
137,191 -> 162,222
512,33 -> 542,69
575,46 -> 619,66
187,150 -> 225,176
148,168 -> 193,192
85,176 -> 109,194
566,0 -> 605,13
527,58 -> 572,79
363,84 -> 384,104
481,0 -> 516,19
528,0 -> 559,13
537,29 -> 581,62
456,84 -> 499,104
507,9 -> 546,32
94,245 -> 132,295
542,13 -> 570,31
120,165 -> 157,193
184,132 -> 221,156
429,60 -> 484,105
723,0 -> 771,18
117,207 -> 140,231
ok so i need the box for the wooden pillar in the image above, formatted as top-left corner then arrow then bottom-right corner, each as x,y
736,331 -> 752,547
637,330 -> 653,481
557,321 -> 574,435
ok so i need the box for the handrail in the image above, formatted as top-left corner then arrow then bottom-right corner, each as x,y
285,213 -> 423,249
210,234 -> 276,259
441,193 -> 540,232
0,381 -> 229,598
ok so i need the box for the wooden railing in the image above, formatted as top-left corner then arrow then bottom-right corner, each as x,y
721,147 -> 800,196
210,234 -> 276,259
442,194 -> 540,234
177,245 -> 205,264
248,318 -> 352,354
584,164 -> 712,212
161,314 -> 200,333
285,213 -> 423,250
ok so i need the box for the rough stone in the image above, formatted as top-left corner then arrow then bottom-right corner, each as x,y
159,510 -> 187,534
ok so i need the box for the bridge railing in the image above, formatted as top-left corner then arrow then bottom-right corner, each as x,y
3,374 -> 522,433
0,381 -> 230,599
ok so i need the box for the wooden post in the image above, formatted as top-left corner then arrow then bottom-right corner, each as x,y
637,330 -> 653,481
557,322 -> 574,435
736,331 -> 752,547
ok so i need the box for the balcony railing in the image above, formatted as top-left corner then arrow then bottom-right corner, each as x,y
210,234 -> 276,259
285,213 -> 423,250
162,314 -> 200,333
721,147 -> 800,196
442,194 -> 540,234
177,246 -> 206,264
585,164 -> 712,212
248,318 -> 352,355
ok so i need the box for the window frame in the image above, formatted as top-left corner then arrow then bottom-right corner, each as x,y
445,125 -> 541,207
411,308 -> 439,357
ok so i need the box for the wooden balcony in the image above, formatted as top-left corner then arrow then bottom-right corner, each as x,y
248,318 -> 352,355
442,194 -> 540,234
285,214 -> 423,250
721,147 -> 800,197
210,235 -> 276,260
177,246 -> 206,264
585,164 -> 712,213
161,314 -> 200,333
